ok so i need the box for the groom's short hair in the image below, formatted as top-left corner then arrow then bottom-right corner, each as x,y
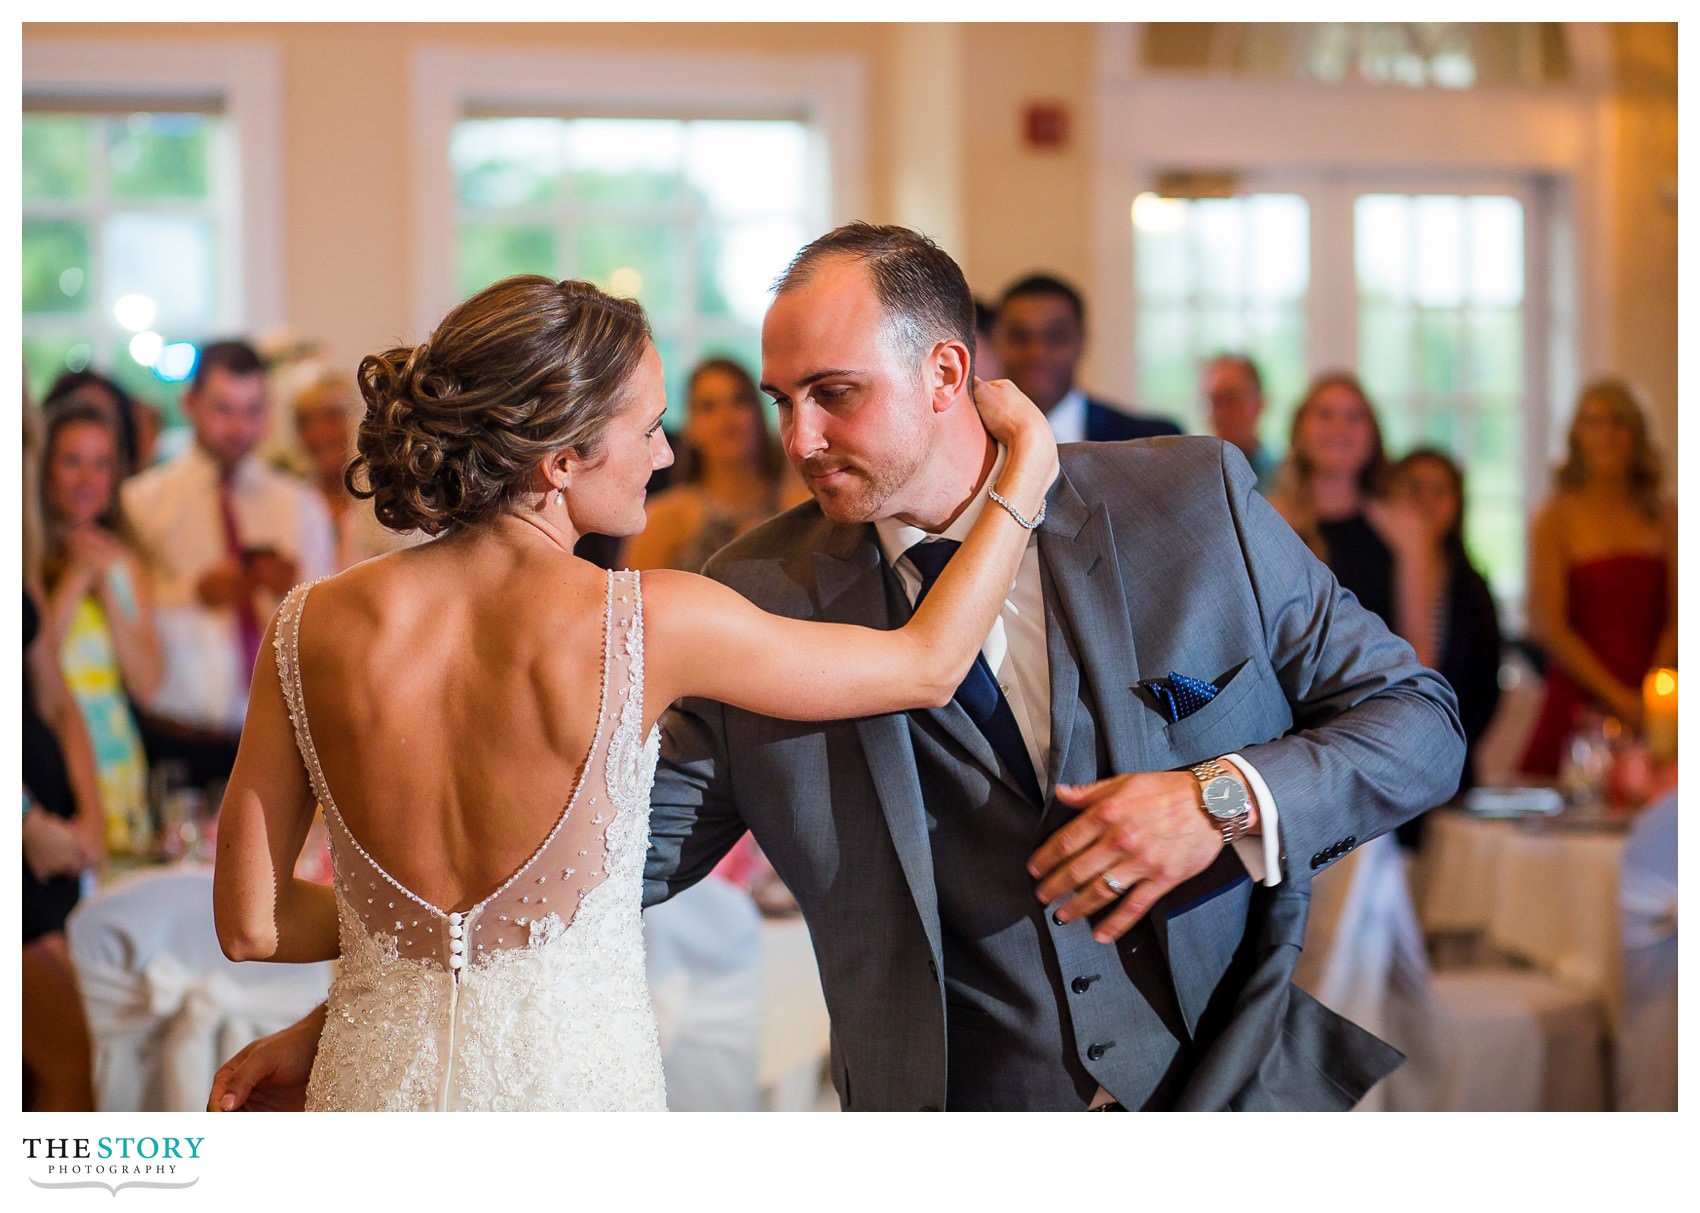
772,223 -> 977,375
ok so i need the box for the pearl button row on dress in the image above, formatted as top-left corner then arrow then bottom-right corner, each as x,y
448,911 -> 466,971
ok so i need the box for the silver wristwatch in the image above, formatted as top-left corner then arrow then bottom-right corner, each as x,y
1189,759 -> 1252,846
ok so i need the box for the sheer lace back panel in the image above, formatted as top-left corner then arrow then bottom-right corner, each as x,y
273,569 -> 648,970
278,569 -> 664,1110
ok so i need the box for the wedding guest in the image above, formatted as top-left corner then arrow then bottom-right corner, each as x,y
121,340 -> 336,791
1201,353 -> 1278,494
992,272 -> 1182,441
625,357 -> 807,573
291,370 -> 424,570
22,394 -> 100,1112
1519,378 -> 1676,775
38,400 -> 161,853
44,368 -> 160,475
1391,449 -> 1503,842
1269,371 -> 1440,667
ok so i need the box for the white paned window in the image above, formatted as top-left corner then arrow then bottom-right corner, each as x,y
1355,193 -> 1528,601
1131,184 -> 1535,603
451,115 -> 813,425
22,109 -> 238,428
1132,192 -> 1310,442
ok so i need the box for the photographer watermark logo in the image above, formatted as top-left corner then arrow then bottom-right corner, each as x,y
23,1137 -> 202,1196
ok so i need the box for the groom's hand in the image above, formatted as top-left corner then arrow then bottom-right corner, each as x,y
1028,772 -> 1234,943
208,1003 -> 326,1111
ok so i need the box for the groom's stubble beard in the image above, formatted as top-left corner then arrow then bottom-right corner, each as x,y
797,423 -> 932,525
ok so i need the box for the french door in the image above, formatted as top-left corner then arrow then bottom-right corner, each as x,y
1131,174 -> 1548,608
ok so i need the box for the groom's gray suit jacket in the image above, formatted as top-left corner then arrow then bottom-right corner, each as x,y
644,437 -> 1464,1110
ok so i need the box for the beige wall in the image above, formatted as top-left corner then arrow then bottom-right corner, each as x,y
24,21 -> 1676,462
1608,23 -> 1678,461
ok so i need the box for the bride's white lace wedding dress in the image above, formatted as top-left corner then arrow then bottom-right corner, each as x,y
273,570 -> 666,1111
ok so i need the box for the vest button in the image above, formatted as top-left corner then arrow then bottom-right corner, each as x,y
1071,975 -> 1098,994
1086,1041 -> 1114,1062
1052,910 -> 1066,926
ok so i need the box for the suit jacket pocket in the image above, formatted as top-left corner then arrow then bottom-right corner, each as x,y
1156,658 -> 1279,762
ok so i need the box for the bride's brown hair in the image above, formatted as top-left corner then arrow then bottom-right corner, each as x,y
348,275 -> 651,536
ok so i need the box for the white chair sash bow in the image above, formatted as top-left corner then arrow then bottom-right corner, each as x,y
67,868 -> 332,1112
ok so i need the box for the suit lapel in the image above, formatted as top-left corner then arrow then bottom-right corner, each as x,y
810,529 -> 943,961
1037,469 -> 1182,983
1036,473 -> 1150,808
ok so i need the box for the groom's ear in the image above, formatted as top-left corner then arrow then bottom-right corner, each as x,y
927,338 -> 972,415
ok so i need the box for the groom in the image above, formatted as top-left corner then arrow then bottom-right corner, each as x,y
212,224 -> 1462,1111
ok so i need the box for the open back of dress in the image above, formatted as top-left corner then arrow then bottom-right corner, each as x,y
274,570 -> 665,1111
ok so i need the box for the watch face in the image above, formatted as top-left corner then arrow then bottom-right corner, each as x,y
1201,776 -> 1248,820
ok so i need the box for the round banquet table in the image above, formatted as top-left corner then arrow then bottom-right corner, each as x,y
1412,808 -> 1630,1025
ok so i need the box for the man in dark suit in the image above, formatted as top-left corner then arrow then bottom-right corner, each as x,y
993,272 -> 1182,442
209,225 -> 1462,1113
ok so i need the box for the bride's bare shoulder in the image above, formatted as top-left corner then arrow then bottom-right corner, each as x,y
630,566 -> 722,616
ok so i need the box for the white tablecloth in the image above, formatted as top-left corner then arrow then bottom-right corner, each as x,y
1414,809 -> 1628,1022
756,916 -> 832,1107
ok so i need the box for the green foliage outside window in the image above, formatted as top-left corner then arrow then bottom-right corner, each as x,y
22,112 -> 225,431
454,116 -> 807,428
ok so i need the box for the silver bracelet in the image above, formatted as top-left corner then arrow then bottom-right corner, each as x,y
987,485 -> 1046,530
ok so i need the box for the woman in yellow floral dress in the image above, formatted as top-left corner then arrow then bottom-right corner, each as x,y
38,400 -> 163,854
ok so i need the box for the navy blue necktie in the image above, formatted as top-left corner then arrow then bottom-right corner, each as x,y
905,539 -> 1043,806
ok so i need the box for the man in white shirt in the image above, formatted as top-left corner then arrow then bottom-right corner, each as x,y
123,341 -> 334,782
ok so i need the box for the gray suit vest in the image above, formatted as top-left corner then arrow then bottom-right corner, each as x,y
896,572 -> 1195,1110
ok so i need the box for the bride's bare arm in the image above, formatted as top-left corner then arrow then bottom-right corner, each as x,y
212,615 -> 339,964
644,379 -> 1057,723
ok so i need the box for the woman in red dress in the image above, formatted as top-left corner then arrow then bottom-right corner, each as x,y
1520,378 -> 1677,775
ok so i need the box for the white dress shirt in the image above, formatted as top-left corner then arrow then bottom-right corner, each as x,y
1044,388 -> 1090,445
871,445 -> 1282,886
122,443 -> 336,732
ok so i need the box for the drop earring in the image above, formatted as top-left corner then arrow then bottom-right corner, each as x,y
553,489 -> 565,508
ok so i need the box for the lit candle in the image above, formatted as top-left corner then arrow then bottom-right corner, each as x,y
1642,668 -> 1678,764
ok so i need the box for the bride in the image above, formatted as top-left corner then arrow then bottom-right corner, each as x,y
210,274 -> 1055,1111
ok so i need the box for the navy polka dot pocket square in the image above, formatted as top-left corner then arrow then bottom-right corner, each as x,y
1139,672 -> 1221,724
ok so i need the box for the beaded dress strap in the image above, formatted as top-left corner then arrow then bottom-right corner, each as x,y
273,577 -> 334,810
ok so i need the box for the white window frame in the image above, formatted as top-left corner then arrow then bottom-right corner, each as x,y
1090,22 -> 1616,485
409,45 -> 868,343
22,36 -> 287,340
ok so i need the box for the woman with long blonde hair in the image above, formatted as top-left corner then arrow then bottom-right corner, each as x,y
1519,378 -> 1676,775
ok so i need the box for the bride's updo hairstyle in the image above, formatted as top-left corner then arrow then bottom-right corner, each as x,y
347,275 -> 651,536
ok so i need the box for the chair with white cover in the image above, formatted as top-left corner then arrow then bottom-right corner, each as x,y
1298,831 -> 1610,1110
644,876 -> 764,1111
1380,840 -> 1609,1111
1615,791 -> 1677,1111
66,867 -> 334,1112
